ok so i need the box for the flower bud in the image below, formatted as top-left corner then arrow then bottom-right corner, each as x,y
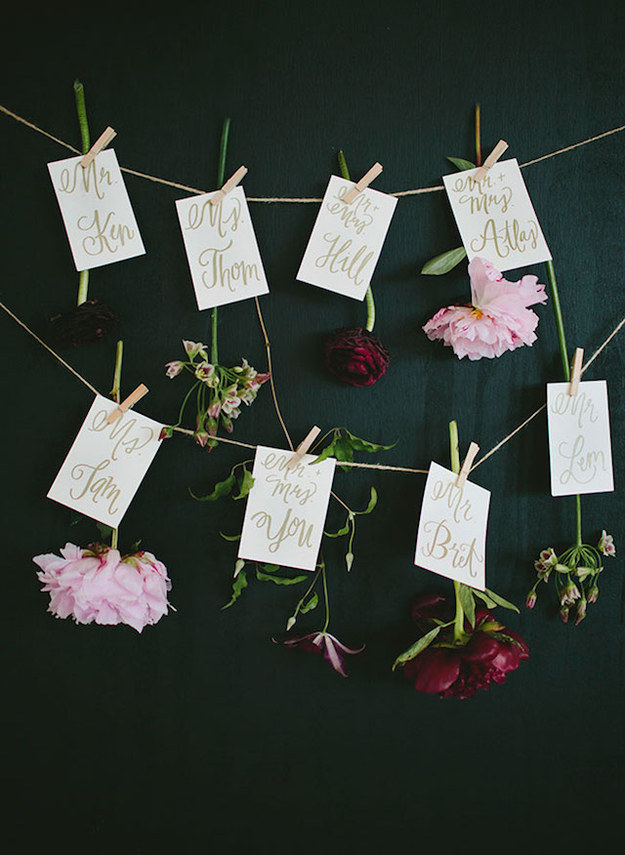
555,563 -> 570,574
525,591 -> 537,609
159,426 -> 174,441
165,360 -> 184,379
559,606 -> 570,623
194,430 -> 209,448
587,584 -> 599,604
575,599 -> 587,626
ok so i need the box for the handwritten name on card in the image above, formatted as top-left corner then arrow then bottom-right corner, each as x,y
238,446 -> 336,572
175,186 -> 269,311
442,158 -> 551,272
414,462 -> 490,591
47,150 -> 145,271
47,395 -> 162,528
296,175 -> 397,301
547,380 -> 614,496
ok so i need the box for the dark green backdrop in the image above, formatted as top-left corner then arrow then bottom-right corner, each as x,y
2,2 -> 623,853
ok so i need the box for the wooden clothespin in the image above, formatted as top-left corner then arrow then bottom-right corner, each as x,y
106,384 -> 149,424
473,139 -> 509,183
455,441 -> 480,488
80,126 -> 117,169
342,162 -> 383,204
210,165 -> 248,206
287,426 -> 321,469
568,348 -> 584,396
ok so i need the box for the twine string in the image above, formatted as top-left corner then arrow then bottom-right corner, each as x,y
1,102 -> 624,203
1,299 -> 622,477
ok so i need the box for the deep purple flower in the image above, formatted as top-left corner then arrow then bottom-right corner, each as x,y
324,327 -> 390,387
280,631 -> 364,677
48,299 -> 117,348
401,593 -> 528,699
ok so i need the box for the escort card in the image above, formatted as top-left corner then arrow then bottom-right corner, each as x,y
547,380 -> 614,496
442,158 -> 551,271
296,175 -> 397,301
48,395 -> 162,528
47,150 -> 145,271
414,462 -> 490,591
238,446 -> 336,572
175,186 -> 269,311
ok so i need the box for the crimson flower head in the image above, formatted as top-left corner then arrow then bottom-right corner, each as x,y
401,593 -> 528,700
279,631 -> 364,677
324,327 -> 390,387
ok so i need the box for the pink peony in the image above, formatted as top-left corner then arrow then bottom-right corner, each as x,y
33,543 -> 172,633
423,257 -> 547,360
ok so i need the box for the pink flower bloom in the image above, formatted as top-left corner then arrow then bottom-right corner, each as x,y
33,543 -> 172,633
280,631 -> 364,677
165,360 -> 184,379
182,340 -> 207,360
222,395 -> 241,416
423,257 -> 547,360
598,530 -> 616,557
195,361 -> 217,384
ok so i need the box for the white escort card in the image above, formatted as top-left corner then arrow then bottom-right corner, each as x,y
547,380 -> 614,496
442,158 -> 551,271
48,395 -> 162,528
238,446 -> 336,572
175,186 -> 269,311
47,150 -> 145,271
414,462 -> 490,591
296,175 -> 397,301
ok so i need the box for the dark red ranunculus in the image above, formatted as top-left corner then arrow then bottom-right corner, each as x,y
402,593 -> 529,700
324,327 -> 390,387
48,299 -> 117,348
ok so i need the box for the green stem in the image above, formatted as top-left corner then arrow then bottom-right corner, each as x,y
545,260 -> 570,381
109,339 -> 123,552
110,340 -> 123,402
545,260 -> 583,545
320,558 -> 330,633
449,420 -> 464,642
210,118 -> 231,365
475,103 -> 482,167
338,150 -> 376,332
73,80 -> 91,306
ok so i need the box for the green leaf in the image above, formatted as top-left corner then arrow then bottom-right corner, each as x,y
458,584 -> 476,629
421,246 -> 467,276
256,569 -> 308,585
483,587 -> 520,613
190,470 -> 236,502
345,430 -> 395,454
312,438 -> 338,465
129,539 -> 142,553
220,531 -> 241,542
96,521 -> 114,541
357,487 -> 378,515
222,569 -> 248,609
300,592 -> 319,614
392,625 -> 442,671
324,518 -> 351,538
260,564 -> 280,573
472,590 -> 497,609
446,156 -> 476,171
333,435 -> 354,465
233,468 -> 254,500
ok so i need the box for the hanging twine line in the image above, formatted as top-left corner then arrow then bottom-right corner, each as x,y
2,300 -> 623,477
1,102 -> 624,202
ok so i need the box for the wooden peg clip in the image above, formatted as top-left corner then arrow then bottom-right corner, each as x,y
455,441 -> 479,489
473,139 -> 508,183
287,425 -> 321,469
210,165 -> 248,206
80,126 -> 117,169
106,384 -> 149,424
568,348 -> 584,397
342,162 -> 383,204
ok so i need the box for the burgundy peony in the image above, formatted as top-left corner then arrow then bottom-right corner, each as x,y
324,327 -> 390,387
48,299 -> 117,348
402,593 -> 529,699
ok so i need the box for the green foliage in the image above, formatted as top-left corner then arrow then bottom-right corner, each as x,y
420,246 -> 467,275
446,156 -> 476,171
475,587 -> 519,613
233,468 -> 254,500
458,583 -> 476,629
190,463 -> 254,503
256,568 -> 308,585
392,625 -> 443,671
222,568 -> 248,609
300,592 -> 319,614
312,429 -> 394,469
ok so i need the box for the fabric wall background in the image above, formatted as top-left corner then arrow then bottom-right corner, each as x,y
1,2 -> 623,852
